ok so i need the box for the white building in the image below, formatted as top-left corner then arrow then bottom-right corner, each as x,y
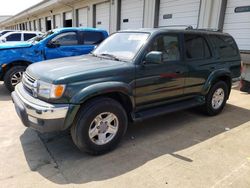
0,0 -> 249,52
0,15 -> 12,23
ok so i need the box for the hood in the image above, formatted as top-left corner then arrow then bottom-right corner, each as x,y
0,42 -> 32,50
26,55 -> 128,83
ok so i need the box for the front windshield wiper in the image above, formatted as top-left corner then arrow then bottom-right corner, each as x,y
99,53 -> 121,61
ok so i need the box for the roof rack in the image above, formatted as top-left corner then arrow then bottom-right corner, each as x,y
195,28 -> 222,32
157,25 -> 194,30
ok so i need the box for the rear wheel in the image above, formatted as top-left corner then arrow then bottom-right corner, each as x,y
71,97 -> 128,155
4,66 -> 26,92
202,81 -> 229,116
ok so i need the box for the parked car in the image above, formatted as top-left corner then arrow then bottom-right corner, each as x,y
0,31 -> 42,43
0,27 -> 108,91
240,60 -> 250,93
0,30 -> 15,36
12,28 -> 241,155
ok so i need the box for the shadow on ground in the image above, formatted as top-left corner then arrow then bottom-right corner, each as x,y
20,102 -> 250,185
0,82 -> 11,101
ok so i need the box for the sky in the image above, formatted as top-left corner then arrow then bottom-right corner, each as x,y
0,0 -> 43,15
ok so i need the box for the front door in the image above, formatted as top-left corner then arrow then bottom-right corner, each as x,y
135,34 -> 188,108
44,31 -> 91,60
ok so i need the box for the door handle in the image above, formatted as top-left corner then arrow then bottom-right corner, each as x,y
175,70 -> 184,74
210,66 -> 216,70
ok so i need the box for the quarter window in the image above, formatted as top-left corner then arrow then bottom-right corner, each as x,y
148,35 -> 180,62
6,33 -> 21,41
51,32 -> 78,46
210,35 -> 238,58
184,34 -> 211,60
83,31 -> 104,45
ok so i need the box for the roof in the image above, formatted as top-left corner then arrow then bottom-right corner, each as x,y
118,27 -> 230,36
52,27 -> 108,33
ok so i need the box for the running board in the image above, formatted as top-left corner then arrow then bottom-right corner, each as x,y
132,98 -> 204,122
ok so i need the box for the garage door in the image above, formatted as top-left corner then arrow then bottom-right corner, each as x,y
77,7 -> 88,27
95,2 -> 110,32
40,18 -> 46,32
223,0 -> 250,51
158,0 -> 201,28
35,20 -> 39,31
120,0 -> 144,30
54,14 -> 61,29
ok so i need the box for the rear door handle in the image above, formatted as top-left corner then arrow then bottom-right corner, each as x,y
175,70 -> 184,74
210,66 -> 216,70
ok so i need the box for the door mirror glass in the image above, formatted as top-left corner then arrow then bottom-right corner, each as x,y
1,37 -> 6,43
145,51 -> 163,64
47,40 -> 60,48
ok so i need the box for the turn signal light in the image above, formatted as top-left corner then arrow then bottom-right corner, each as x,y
54,85 -> 65,98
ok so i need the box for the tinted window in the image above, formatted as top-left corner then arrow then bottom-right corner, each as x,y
210,35 -> 238,58
1,31 -> 11,35
6,33 -> 21,41
24,33 -> 37,41
51,32 -> 78,46
184,34 -> 211,60
83,32 -> 104,45
148,35 -> 180,62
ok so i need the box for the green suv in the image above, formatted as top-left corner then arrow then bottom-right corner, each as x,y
12,28 -> 241,154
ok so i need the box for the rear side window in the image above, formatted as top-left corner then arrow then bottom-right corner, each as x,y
184,34 -> 211,60
210,35 -> 238,58
24,33 -> 37,41
6,33 -> 21,41
83,32 -> 104,45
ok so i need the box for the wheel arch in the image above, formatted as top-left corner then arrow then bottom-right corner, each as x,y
1,60 -> 32,79
202,70 -> 232,98
70,82 -> 135,120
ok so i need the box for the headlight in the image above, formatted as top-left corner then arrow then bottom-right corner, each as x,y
37,80 -> 66,99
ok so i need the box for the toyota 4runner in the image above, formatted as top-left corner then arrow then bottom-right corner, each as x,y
12,28 -> 241,155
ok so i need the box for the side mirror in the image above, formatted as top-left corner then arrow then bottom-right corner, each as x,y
2,38 -> 6,43
47,41 -> 60,48
144,51 -> 163,64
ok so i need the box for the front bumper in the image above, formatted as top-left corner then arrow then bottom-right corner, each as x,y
240,79 -> 250,93
12,83 -> 70,133
232,77 -> 241,88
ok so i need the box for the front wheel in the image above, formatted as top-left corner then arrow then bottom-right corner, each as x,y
4,66 -> 26,92
202,81 -> 229,116
71,97 -> 128,155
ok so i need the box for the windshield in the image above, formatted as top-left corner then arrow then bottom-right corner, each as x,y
28,30 -> 54,43
93,32 -> 150,61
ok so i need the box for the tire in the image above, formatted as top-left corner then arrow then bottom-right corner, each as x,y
71,97 -> 128,155
202,81 -> 229,116
4,66 -> 26,92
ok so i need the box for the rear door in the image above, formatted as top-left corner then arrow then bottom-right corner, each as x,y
44,31 -> 83,59
135,33 -> 188,107
183,34 -> 214,95
82,31 -> 105,52
24,33 -> 37,41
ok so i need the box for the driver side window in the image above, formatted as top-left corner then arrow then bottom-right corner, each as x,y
148,35 -> 180,62
51,32 -> 78,46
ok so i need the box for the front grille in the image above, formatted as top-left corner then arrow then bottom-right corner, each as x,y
24,72 -> 36,84
22,72 -> 37,96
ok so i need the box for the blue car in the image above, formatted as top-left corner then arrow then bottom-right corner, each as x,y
0,27 -> 108,91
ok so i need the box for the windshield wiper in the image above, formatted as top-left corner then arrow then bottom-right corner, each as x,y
99,53 -> 121,61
